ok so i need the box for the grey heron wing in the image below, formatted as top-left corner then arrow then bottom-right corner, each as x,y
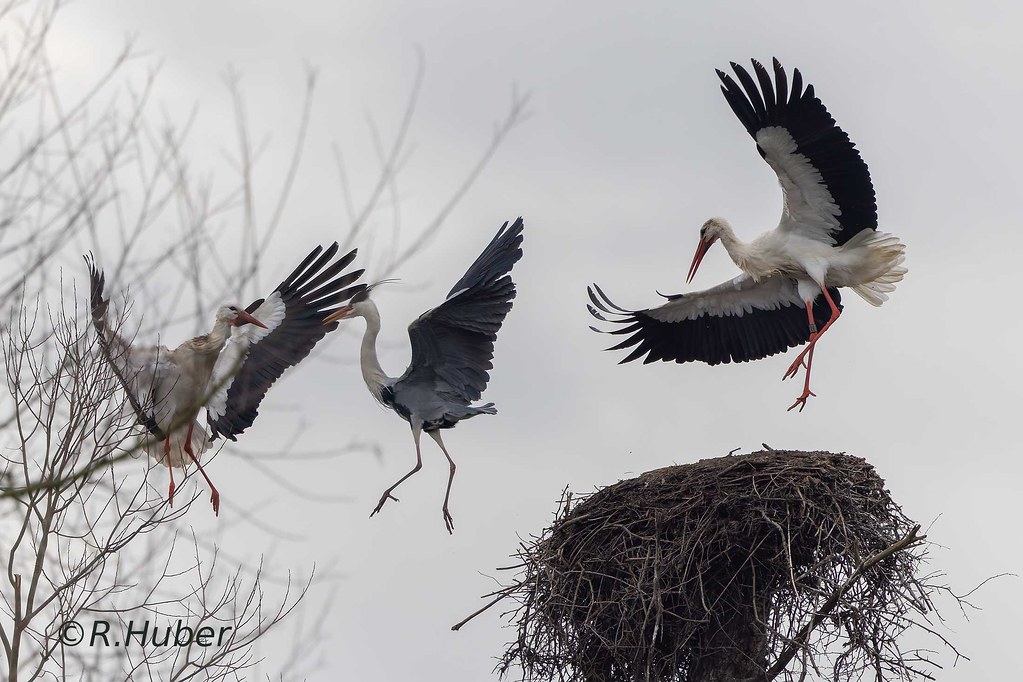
85,254 -> 171,439
717,58 -> 877,246
399,218 -> 523,403
588,274 -> 842,365
206,244 -> 366,441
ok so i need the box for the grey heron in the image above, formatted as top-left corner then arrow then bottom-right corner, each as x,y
324,218 -> 524,533
589,58 -> 906,411
87,244 -> 366,514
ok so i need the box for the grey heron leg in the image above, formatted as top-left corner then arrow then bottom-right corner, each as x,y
182,421 -> 220,516
370,425 -> 423,518
427,429 -> 457,534
164,435 -> 175,507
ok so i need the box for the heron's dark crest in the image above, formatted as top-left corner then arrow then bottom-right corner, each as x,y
353,279 -> 401,303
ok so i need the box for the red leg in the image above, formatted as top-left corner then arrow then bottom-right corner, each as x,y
371,426 -> 423,518
164,436 -> 175,507
787,343 -> 817,412
182,421 -> 219,516
784,287 -> 842,381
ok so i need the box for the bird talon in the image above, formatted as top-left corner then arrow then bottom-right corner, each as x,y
370,492 -> 400,518
784,353 -> 811,379
211,490 -> 220,516
443,509 -> 455,534
787,389 -> 817,412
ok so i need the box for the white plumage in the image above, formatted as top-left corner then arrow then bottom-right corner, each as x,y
87,244 -> 365,514
205,291 -> 286,423
589,58 -> 907,411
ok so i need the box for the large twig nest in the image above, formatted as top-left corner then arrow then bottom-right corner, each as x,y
489,450 -> 950,682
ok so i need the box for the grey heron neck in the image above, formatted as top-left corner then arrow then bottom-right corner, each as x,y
358,300 -> 390,399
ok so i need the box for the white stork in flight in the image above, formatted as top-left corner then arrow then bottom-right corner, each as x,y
87,244 -> 365,514
589,58 -> 906,411
323,218 -> 523,533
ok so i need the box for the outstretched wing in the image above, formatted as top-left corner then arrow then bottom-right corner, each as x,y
206,244 -> 366,440
588,275 -> 841,366
397,218 -> 524,405
717,58 -> 877,246
85,254 -> 173,439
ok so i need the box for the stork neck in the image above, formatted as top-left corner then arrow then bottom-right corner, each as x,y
715,223 -> 742,259
716,225 -> 757,276
358,301 -> 390,399
202,319 -> 233,354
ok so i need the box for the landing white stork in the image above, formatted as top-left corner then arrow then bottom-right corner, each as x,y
87,244 -> 365,513
323,218 -> 523,533
589,59 -> 906,411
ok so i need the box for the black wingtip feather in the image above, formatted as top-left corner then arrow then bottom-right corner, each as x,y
244,298 -> 265,314
718,58 -> 877,244
397,218 -> 524,409
752,59 -> 775,113
281,244 -> 324,289
586,285 -> 613,315
445,218 -> 524,300
84,254 -> 167,440
590,282 -> 631,313
790,68 -> 803,101
731,62 -> 766,119
588,276 -> 844,367
208,243 -> 367,441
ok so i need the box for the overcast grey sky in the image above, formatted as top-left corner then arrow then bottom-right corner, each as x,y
47,0 -> 1023,679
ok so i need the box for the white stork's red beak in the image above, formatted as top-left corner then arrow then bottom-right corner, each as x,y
686,236 -> 717,284
233,310 -> 268,329
323,305 -> 354,325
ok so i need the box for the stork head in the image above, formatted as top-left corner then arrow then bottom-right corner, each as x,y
216,304 -> 268,329
687,217 -> 727,284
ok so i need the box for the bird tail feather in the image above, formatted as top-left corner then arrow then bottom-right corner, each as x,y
844,230 -> 907,307
473,402 -> 498,416
453,403 -> 497,422
461,402 -> 497,418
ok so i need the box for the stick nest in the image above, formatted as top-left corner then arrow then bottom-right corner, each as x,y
495,450 -> 941,682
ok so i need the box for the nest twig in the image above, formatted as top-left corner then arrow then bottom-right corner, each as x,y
461,450 -> 958,682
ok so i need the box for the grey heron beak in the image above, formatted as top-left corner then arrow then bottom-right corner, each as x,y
323,305 -> 354,325
686,237 -> 715,284
234,310 -> 268,328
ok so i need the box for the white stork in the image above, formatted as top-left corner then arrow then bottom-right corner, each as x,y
87,244 -> 365,513
323,218 -> 523,533
589,59 -> 906,411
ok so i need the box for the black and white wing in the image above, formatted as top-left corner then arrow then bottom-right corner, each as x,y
396,218 -> 524,405
717,58 -> 877,246
206,244 -> 366,441
588,275 -> 841,366
86,254 -> 173,439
